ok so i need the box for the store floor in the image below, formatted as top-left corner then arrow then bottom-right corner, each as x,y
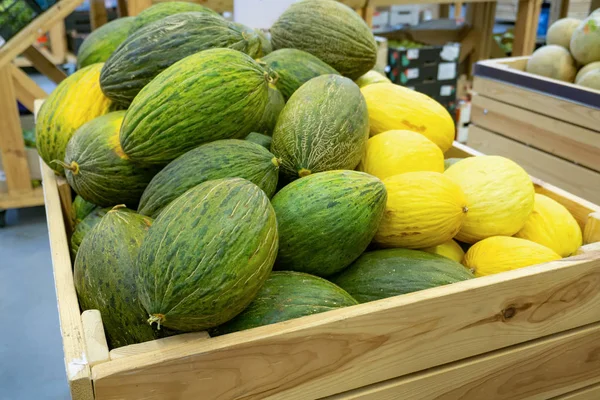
0,207 -> 70,399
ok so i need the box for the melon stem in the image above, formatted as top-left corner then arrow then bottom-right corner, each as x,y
147,314 -> 164,330
51,160 -> 79,174
298,168 -> 312,178
110,204 -> 127,212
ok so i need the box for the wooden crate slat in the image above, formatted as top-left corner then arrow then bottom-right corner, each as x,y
554,381 -> 600,400
109,331 -> 210,360
10,63 -> 47,112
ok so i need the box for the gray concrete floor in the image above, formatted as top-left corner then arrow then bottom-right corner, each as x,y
0,207 -> 70,399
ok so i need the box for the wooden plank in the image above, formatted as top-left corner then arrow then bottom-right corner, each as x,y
109,332 -> 210,360
468,125 -> 600,206
325,322 -> 600,400
513,0 -> 542,56
22,46 -> 67,84
41,162 -> 93,400
82,310 -> 110,367
576,242 -> 600,255
467,1 -> 497,73
10,64 -> 47,112
90,0 -> 109,30
48,22 -> 67,64
0,187 -> 44,208
584,212 -> 600,245
0,0 -> 84,68
116,0 -> 128,17
554,382 -> 600,400
92,252 -> 600,400
57,176 -> 74,239
471,94 -> 600,172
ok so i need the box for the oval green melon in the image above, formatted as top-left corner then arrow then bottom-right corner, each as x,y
570,15 -> 600,65
74,207 -> 159,348
260,48 -> 339,100
255,84 -> 285,135
354,70 -> 391,88
137,139 -> 280,218
525,45 -> 577,82
331,248 -> 475,303
245,132 -> 272,149
100,13 -> 261,106
576,61 -> 600,82
130,1 -> 219,32
546,18 -> 581,49
64,111 -> 158,208
120,48 -> 269,166
70,207 -> 108,261
77,17 -> 135,69
210,271 -> 357,335
444,158 -> 463,170
71,195 -> 98,227
270,0 -> 377,80
577,69 -> 600,90
256,29 -> 272,56
271,74 -> 369,180
136,178 -> 278,331
272,170 -> 387,277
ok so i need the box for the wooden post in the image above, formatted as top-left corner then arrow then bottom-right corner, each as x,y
10,64 -> 47,113
90,0 -> 109,30
116,0 -> 129,17
467,1 -> 497,74
127,0 -> 153,16
513,0 -> 543,56
440,4 -> 450,18
22,45 -> 67,84
48,21 -> 67,64
454,1 -> 464,19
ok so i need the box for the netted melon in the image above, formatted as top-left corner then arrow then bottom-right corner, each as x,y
525,45 -> 577,82
546,18 -> 581,48
570,15 -> 600,65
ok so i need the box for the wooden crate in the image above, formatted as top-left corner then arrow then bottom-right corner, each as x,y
470,56 -> 600,205
43,141 -> 600,400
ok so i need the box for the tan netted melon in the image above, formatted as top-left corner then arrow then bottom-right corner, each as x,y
577,69 -> 600,90
575,61 -> 600,83
570,15 -> 600,65
525,45 -> 577,82
546,18 -> 581,48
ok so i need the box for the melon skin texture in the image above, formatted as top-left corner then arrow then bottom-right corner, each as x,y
577,69 -> 600,90
76,17 -> 135,69
355,70 -> 391,87
546,18 -> 581,49
525,45 -> 577,82
421,240 -> 465,263
359,130 -> 444,180
570,15 -> 600,65
255,84 -> 285,135
361,83 -> 455,152
245,132 -> 273,149
444,156 -> 535,244
70,207 -> 108,261
463,236 -> 561,277
576,61 -> 600,83
514,193 -> 582,257
136,178 -> 278,332
374,171 -> 468,249
130,1 -> 219,32
71,195 -> 98,227
270,0 -> 377,80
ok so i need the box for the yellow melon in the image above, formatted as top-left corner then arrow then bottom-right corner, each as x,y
514,194 -> 582,256
359,130 -> 444,180
525,45 -> 577,83
444,156 -> 535,243
463,236 -> 561,277
355,70 -> 391,88
360,83 -> 455,152
374,171 -> 468,248
421,239 -> 465,263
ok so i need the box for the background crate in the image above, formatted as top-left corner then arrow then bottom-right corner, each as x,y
0,0 -> 58,44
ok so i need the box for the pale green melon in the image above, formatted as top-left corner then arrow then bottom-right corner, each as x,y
525,45 -> 577,82
576,61 -> 600,83
546,18 -> 581,49
577,69 -> 600,90
570,15 -> 600,65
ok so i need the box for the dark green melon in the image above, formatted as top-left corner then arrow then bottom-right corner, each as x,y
70,207 -> 108,262
260,48 -> 338,100
245,132 -> 272,149
77,17 -> 135,69
272,170 -> 386,277
256,29 -> 272,56
444,158 -> 463,170
74,206 -> 159,348
136,178 -> 278,331
331,249 -> 475,303
120,48 -> 270,165
255,84 -> 285,135
270,0 -> 377,80
137,139 -> 280,218
71,195 -> 98,227
210,271 -> 357,335
271,74 -> 369,180
63,111 -> 158,208
100,13 -> 261,106
130,1 -> 219,32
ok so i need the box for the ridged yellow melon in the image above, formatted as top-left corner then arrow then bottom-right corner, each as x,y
359,130 -> 444,180
444,156 -> 535,243
463,236 -> 561,277
514,194 -> 582,257
355,70 -> 391,88
374,171 -> 468,248
421,239 -> 465,263
361,83 -> 455,152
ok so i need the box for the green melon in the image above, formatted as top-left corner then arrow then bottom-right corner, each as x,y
71,195 -> 98,227
271,74 -> 369,180
256,29 -> 272,56
444,158 -> 463,170
331,248 -> 475,303
100,13 -> 261,106
130,1 -> 219,32
74,207 -> 159,348
570,15 -> 600,65
62,112 -> 158,208
255,84 -> 285,135
210,271 -> 357,335
525,45 -> 577,82
70,207 -> 108,261
120,48 -> 270,166
270,0 -> 377,80
136,178 -> 278,331
272,170 -> 386,277
77,17 -> 135,69
546,18 -> 581,49
137,139 -> 280,218
245,132 -> 272,149
260,48 -> 339,100
577,69 -> 600,90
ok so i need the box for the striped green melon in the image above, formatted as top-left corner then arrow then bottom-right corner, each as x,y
260,48 -> 339,100
130,1 -> 219,32
245,132 -> 272,149
70,207 -> 108,262
100,13 -> 261,106
77,17 -> 134,69
210,271 -> 357,335
71,195 -> 98,227
62,112 -> 158,208
137,178 -> 278,331
120,48 -> 270,165
138,139 -> 280,218
271,74 -> 369,180
74,206 -> 159,348
255,84 -> 285,135
332,249 -> 475,303
271,0 -> 377,80
256,29 -> 272,56
272,170 -> 387,277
